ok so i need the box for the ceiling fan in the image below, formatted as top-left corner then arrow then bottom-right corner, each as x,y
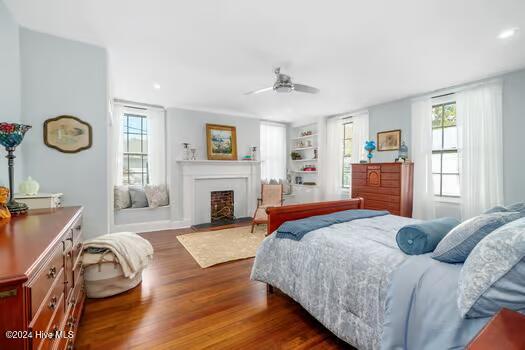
244,67 -> 320,95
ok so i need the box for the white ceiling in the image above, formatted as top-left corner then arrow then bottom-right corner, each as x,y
5,0 -> 525,123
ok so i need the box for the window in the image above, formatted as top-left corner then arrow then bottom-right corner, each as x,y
122,113 -> 149,185
342,122 -> 353,188
432,101 -> 459,197
260,122 -> 286,181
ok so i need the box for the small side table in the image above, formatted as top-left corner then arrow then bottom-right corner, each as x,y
467,308 -> 525,350
14,193 -> 63,209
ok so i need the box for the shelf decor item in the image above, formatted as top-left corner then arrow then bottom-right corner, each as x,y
364,140 -> 376,163
206,124 -> 237,160
0,187 -> 11,220
397,141 -> 409,161
182,142 -> 191,160
377,129 -> 401,151
0,122 -> 32,215
44,115 -> 92,153
19,176 -> 40,195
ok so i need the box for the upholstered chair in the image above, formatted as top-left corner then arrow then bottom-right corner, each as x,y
251,183 -> 284,233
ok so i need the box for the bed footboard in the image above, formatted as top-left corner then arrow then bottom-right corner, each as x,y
265,198 -> 364,235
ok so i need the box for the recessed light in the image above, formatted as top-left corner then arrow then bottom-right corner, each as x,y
498,28 -> 519,39
153,83 -> 161,89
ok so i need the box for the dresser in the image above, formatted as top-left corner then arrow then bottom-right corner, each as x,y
0,207 -> 85,350
351,162 -> 414,217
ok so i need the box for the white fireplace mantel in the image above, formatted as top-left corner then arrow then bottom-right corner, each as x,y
177,160 -> 261,225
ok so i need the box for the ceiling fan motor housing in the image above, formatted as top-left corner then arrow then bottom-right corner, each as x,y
274,73 -> 294,93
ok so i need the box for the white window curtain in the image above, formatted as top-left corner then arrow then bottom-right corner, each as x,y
350,112 -> 369,163
318,116 -> 344,200
260,122 -> 286,182
112,103 -> 124,186
411,98 -> 436,219
457,81 -> 503,219
147,107 -> 167,185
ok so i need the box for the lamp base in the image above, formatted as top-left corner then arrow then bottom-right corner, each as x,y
7,200 -> 28,216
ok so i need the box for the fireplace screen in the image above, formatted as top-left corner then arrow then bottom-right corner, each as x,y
210,190 -> 235,223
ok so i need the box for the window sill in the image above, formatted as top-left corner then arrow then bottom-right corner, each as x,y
434,196 -> 460,205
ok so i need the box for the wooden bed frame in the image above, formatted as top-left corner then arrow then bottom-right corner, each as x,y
263,198 -> 364,293
265,198 -> 364,235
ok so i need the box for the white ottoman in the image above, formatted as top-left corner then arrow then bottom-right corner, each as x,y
82,251 -> 143,298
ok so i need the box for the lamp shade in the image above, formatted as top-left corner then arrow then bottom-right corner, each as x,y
0,123 -> 32,148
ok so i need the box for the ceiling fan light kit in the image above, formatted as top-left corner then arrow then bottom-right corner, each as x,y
245,67 -> 319,95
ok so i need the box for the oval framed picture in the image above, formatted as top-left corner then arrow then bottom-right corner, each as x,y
43,115 -> 92,153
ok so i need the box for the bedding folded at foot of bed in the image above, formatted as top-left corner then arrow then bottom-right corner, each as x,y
276,209 -> 389,240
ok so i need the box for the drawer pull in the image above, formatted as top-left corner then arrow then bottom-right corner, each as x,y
48,296 -> 58,310
47,266 -> 57,279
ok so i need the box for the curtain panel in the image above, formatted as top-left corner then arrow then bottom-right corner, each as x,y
260,122 -> 286,182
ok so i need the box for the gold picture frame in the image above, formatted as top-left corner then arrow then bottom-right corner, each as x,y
206,124 -> 237,160
377,129 -> 401,151
43,115 -> 93,153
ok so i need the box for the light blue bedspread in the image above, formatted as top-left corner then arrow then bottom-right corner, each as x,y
381,255 -> 490,350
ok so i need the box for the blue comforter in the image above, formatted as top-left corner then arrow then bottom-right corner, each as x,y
381,255 -> 490,350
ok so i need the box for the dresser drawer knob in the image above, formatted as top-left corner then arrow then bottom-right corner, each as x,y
67,316 -> 76,328
47,266 -> 57,279
48,296 -> 58,310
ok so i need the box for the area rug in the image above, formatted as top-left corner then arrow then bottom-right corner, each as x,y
177,225 -> 267,268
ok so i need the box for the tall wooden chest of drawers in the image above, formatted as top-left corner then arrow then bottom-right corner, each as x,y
351,162 -> 414,217
0,207 -> 85,350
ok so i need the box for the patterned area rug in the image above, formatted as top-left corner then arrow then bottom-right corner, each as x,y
177,225 -> 267,268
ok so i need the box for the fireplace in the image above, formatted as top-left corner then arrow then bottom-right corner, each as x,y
210,190 -> 235,224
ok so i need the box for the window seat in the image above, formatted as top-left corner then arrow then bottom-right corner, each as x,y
114,205 -> 171,225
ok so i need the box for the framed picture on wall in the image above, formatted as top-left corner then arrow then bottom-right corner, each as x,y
43,115 -> 92,153
377,129 -> 401,151
206,124 -> 238,160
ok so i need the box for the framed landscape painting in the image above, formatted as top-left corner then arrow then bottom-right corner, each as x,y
377,129 -> 401,151
206,124 -> 237,160
43,115 -> 92,153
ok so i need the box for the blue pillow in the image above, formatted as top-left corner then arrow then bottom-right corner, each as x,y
484,202 -> 525,216
458,217 -> 525,318
432,211 -> 521,263
396,217 -> 460,255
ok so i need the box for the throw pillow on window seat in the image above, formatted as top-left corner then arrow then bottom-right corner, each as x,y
114,185 -> 131,209
144,184 -> 169,208
129,186 -> 149,208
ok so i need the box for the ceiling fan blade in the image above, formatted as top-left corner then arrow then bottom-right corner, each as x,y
293,83 -> 320,94
244,86 -> 274,95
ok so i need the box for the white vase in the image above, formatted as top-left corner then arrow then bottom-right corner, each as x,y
19,176 -> 40,195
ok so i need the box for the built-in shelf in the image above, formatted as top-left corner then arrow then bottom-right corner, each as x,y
290,134 -> 318,141
292,159 -> 318,162
291,147 -> 315,151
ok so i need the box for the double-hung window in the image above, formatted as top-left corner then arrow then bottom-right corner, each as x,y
342,122 -> 353,188
122,113 -> 149,185
432,101 -> 459,197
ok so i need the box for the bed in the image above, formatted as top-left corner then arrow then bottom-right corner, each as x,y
250,199 -> 491,350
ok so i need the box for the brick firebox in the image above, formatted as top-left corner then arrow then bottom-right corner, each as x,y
210,190 -> 235,223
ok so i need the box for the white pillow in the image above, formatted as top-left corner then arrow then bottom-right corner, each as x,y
144,184 -> 169,208
114,186 -> 131,209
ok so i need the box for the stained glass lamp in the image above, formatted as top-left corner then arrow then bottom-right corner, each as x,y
0,123 -> 32,215
364,140 -> 376,163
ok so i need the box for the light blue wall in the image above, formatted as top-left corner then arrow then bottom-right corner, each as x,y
367,68 -> 525,205
368,99 -> 411,163
0,0 -> 23,187
20,28 -> 109,238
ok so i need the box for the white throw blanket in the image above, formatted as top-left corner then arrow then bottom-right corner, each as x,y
83,232 -> 154,279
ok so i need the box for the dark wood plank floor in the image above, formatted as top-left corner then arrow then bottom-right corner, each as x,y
76,225 -> 352,349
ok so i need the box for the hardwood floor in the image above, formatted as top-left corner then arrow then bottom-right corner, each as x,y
76,225 -> 352,349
